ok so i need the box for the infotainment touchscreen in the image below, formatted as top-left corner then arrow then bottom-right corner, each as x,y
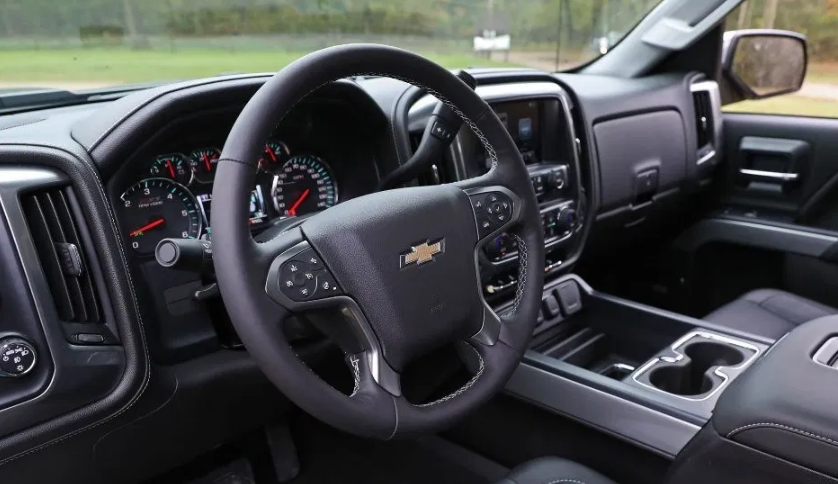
492,100 -> 541,164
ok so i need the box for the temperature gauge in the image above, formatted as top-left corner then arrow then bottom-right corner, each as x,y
150,154 -> 193,186
189,147 -> 221,184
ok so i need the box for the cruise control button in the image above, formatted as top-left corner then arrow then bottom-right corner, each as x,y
313,272 -> 342,299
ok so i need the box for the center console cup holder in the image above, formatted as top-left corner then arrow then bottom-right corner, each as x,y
632,331 -> 758,400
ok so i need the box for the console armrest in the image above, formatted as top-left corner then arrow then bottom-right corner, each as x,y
713,315 -> 838,476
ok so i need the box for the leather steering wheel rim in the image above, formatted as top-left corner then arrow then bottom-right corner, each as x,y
212,44 -> 545,439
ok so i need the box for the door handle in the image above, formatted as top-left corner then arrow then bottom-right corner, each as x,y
739,168 -> 799,184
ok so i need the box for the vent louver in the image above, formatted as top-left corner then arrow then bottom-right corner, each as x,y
693,89 -> 713,149
21,187 -> 101,323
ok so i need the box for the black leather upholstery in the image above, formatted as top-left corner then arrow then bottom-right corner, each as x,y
705,289 -> 837,339
495,457 -> 618,484
713,315 -> 838,478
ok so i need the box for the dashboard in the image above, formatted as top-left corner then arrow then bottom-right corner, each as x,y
0,65 -> 714,484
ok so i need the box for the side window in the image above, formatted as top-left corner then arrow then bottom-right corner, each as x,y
723,0 -> 838,118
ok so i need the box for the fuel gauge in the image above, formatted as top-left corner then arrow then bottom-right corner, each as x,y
259,140 -> 290,174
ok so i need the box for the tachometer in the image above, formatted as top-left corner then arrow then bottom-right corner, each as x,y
150,153 -> 193,186
119,178 -> 202,254
272,155 -> 337,217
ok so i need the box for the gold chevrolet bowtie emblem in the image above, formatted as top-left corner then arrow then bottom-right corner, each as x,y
400,239 -> 445,268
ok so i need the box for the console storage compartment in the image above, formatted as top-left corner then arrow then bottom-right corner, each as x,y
531,286 -> 698,381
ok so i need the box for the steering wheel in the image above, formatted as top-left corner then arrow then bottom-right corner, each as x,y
212,44 -> 545,439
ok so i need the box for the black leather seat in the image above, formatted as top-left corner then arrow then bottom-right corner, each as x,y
705,289 -> 838,339
495,457 -> 618,484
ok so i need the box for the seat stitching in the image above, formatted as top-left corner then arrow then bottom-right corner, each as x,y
542,479 -> 587,484
727,422 -> 838,448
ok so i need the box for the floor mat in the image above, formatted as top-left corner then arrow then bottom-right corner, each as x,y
288,415 -> 494,484
185,459 -> 255,484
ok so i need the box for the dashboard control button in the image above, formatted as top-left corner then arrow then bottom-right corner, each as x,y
0,338 -> 36,377
75,333 -> 105,344
542,295 -> 561,319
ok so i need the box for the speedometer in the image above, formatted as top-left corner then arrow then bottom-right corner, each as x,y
119,178 -> 202,254
272,155 -> 337,217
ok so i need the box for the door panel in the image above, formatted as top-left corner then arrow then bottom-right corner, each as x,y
676,113 -> 838,316
721,113 -> 838,226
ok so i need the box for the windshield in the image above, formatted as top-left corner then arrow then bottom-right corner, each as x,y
1,0 -> 662,91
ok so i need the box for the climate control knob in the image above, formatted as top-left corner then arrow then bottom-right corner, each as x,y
0,338 -> 36,377
556,206 -> 578,234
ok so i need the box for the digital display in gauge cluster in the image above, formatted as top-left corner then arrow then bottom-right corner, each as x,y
119,140 -> 339,253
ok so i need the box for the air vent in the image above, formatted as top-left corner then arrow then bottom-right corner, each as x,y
690,80 -> 722,166
21,187 -> 101,323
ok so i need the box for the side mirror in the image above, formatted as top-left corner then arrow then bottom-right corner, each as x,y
722,30 -> 807,100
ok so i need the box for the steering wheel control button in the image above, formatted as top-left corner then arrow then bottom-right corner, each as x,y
274,246 -> 341,302
470,191 -> 513,238
312,272 -> 342,299
0,338 -> 36,377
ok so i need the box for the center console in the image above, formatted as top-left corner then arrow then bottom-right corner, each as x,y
664,314 -> 838,484
499,274 -> 773,458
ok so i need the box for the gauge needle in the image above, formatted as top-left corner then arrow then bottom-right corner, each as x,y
265,146 -> 277,163
287,189 -> 310,217
130,218 -> 165,237
202,153 -> 212,172
166,161 -> 176,179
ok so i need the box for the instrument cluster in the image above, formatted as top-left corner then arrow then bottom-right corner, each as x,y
118,141 -> 338,255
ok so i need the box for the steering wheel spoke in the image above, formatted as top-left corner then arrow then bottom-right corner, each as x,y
469,304 -> 503,346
